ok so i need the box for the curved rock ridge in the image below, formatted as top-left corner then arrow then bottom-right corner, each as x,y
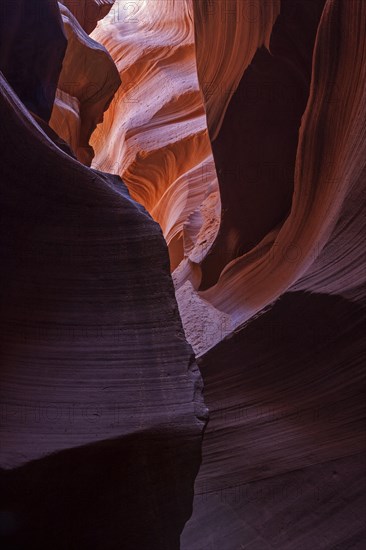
90,0 -> 220,270
193,0 -> 281,140
176,0 -> 366,355
0,19 -> 207,544
49,2 -> 121,165
60,0 -> 116,34
197,0 -> 327,290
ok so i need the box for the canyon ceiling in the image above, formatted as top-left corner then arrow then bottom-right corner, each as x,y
0,0 -> 365,548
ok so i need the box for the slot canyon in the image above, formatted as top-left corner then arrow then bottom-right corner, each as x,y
0,1 -> 365,548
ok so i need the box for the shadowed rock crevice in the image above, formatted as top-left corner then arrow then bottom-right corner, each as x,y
0,429 -> 202,549
199,0 -> 327,289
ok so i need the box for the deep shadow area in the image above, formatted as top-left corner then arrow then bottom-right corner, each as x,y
183,291 -> 366,549
0,429 -> 200,550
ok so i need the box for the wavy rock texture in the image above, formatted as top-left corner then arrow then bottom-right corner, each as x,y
90,0 -> 219,271
1,0 -> 365,548
197,0 -> 326,289
181,1 -> 366,548
193,0 -> 281,140
91,0 -> 365,353
175,0 -> 366,354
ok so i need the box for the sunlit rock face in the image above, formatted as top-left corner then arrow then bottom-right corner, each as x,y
91,0 -> 365,354
90,0 -> 219,273
179,0 -> 366,355
0,0 -> 365,548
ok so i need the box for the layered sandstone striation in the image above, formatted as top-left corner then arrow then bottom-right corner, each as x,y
90,0 -> 218,272
90,0 -> 366,353
0,0 -> 365,548
0,1 -> 206,547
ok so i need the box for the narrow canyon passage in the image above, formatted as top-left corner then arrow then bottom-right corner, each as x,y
0,1 -> 365,548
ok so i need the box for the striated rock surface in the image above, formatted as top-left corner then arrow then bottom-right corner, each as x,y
0,2 -> 207,546
1,0 -> 365,548
0,69 -> 206,548
175,0 -> 366,354
182,292 -> 366,548
198,0 -> 326,289
90,0 -> 218,271
181,2 -> 366,548
193,0 -> 281,140
90,0 -> 365,352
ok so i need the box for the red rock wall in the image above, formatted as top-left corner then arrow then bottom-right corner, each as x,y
0,0 -> 365,548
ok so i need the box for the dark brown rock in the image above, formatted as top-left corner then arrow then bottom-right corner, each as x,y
0,0 -> 67,121
0,68 -> 207,547
182,292 -> 366,548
